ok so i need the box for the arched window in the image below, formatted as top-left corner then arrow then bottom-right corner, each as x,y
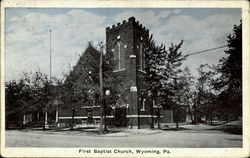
142,98 -> 146,111
139,43 -> 145,71
113,41 -> 120,70
140,95 -> 146,111
153,99 -> 157,108
113,40 -> 125,71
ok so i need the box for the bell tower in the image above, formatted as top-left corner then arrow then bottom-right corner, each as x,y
106,17 -> 149,129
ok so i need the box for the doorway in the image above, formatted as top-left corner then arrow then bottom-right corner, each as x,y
114,107 -> 127,127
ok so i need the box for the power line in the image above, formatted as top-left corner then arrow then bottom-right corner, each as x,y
185,45 -> 227,57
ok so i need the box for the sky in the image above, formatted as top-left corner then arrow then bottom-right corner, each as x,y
4,8 -> 241,81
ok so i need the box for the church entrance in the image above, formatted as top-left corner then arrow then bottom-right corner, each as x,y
114,107 -> 126,127
113,97 -> 127,127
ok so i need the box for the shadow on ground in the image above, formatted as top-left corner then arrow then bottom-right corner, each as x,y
161,120 -> 242,135
161,127 -> 188,131
210,125 -> 242,135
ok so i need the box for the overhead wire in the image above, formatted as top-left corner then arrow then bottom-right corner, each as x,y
184,45 -> 227,58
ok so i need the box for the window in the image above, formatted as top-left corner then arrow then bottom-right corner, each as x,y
153,99 -> 157,108
139,43 -> 145,71
141,98 -> 146,111
113,40 -> 125,71
140,44 -> 143,69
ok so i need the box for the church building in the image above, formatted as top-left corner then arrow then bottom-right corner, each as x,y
58,17 -> 178,128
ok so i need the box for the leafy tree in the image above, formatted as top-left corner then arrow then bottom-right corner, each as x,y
196,64 -> 217,124
5,70 -> 60,129
161,41 -> 185,128
215,21 -> 242,120
144,35 -> 165,97
23,71 -> 57,129
61,71 -> 88,130
60,43 -> 100,130
178,67 -> 195,124
144,35 -> 166,128
103,51 -> 132,105
5,79 -> 32,128
144,34 -> 185,128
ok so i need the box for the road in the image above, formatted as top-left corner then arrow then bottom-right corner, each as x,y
5,129 -> 242,147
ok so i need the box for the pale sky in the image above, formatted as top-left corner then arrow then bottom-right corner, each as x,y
5,8 -> 241,81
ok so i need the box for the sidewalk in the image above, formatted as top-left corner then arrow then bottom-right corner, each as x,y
11,126 -> 163,137
11,120 -> 241,137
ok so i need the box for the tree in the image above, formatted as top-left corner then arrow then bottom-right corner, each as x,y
5,79 -> 32,128
61,70 -> 86,130
178,67 -> 195,124
144,35 -> 165,97
60,43 -> 100,130
196,64 -> 217,124
161,41 -> 185,128
144,35 -> 166,128
23,71 -> 57,129
5,70 -> 60,129
215,21 -> 242,120
144,34 -> 185,128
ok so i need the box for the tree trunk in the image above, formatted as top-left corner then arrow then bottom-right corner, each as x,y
55,109 -> 58,123
193,104 -> 197,124
175,106 -> 179,128
205,113 -> 208,123
150,98 -> 154,129
210,113 -> 213,125
157,106 -> 161,129
23,114 -> 26,126
150,111 -> 154,129
43,112 -> 46,130
22,114 -> 26,129
71,108 -> 75,130
188,105 -> 194,123
175,112 -> 179,128
104,99 -> 108,132
37,112 -> 40,125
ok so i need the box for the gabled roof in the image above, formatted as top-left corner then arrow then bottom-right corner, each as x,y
65,43 -> 100,85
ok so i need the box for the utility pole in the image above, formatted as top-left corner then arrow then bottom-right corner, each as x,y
49,30 -> 52,80
45,30 -> 52,129
99,42 -> 104,134
173,77 -> 179,129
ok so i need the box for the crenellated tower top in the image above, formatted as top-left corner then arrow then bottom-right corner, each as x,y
106,17 -> 149,34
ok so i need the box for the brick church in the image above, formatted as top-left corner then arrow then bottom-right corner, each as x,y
58,17 -> 183,128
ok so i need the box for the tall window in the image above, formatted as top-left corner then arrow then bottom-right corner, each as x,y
113,40 -> 125,71
153,99 -> 157,108
141,98 -> 146,111
139,43 -> 145,71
